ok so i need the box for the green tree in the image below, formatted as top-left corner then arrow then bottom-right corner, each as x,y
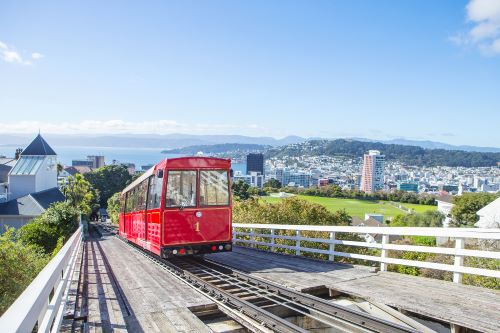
263,178 -> 281,189
17,202 -> 80,254
84,165 -> 132,207
16,222 -> 61,254
451,193 -> 498,227
107,192 -> 121,225
62,173 -> 95,215
232,180 -> 250,200
390,211 -> 444,228
0,229 -> 50,315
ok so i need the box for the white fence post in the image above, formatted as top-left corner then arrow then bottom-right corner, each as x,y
380,234 -> 389,272
329,232 -> 336,261
453,238 -> 465,284
230,223 -> 500,280
250,228 -> 255,248
295,230 -> 301,256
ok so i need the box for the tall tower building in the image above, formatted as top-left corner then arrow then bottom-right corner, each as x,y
360,150 -> 385,193
246,153 -> 264,175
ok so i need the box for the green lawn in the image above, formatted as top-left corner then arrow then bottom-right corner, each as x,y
260,195 -> 436,219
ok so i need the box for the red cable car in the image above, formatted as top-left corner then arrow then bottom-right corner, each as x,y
118,157 -> 232,257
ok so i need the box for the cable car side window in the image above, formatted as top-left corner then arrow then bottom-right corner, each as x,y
165,170 -> 197,208
200,170 -> 230,206
147,174 -> 163,209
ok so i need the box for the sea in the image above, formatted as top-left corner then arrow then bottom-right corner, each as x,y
0,146 -> 246,173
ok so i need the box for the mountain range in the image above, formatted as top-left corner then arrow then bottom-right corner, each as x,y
0,133 -> 499,153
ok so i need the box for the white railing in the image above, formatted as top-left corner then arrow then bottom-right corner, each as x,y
0,226 -> 83,333
232,223 -> 500,284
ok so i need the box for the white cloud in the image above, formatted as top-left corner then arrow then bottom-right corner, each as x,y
0,120 -> 269,136
0,40 -> 43,65
451,0 -> 500,55
31,52 -> 44,60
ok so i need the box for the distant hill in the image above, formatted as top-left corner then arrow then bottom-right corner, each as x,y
267,139 -> 500,167
353,138 -> 500,153
0,133 -> 499,154
162,143 -> 269,154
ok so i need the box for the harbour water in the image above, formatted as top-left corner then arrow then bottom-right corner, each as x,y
0,146 -> 246,173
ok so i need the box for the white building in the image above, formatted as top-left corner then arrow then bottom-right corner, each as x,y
249,171 -> 264,188
0,134 -> 65,231
475,197 -> 500,228
436,194 -> 454,228
7,134 -> 59,200
360,150 -> 385,193
233,171 -> 264,188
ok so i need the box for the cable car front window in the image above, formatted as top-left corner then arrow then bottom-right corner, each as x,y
200,170 -> 230,206
165,170 -> 197,208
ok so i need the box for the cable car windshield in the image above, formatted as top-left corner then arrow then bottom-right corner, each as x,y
165,170 -> 197,208
200,170 -> 230,206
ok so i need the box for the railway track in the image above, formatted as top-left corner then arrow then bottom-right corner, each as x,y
96,223 -> 418,332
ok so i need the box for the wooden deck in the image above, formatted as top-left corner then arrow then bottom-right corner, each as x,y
74,228 -> 499,333
82,231 -> 213,333
208,246 -> 500,333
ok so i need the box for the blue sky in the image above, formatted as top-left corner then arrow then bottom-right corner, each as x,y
1,0 -> 499,147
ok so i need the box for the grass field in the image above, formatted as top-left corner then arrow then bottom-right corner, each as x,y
260,195 -> 436,219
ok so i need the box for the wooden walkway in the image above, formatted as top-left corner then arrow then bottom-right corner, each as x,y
72,228 -> 500,333
81,230 -> 213,333
209,246 -> 500,333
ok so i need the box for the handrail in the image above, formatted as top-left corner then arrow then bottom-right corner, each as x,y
232,223 -> 500,283
0,226 -> 83,333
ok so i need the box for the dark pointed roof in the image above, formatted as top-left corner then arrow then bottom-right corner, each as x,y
21,134 -> 56,156
0,187 -> 65,216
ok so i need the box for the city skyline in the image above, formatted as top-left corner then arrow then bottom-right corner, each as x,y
1,1 -> 500,146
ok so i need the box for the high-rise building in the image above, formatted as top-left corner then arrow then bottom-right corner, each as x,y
246,153 -> 264,175
72,155 -> 105,169
88,155 -> 105,168
360,150 -> 385,193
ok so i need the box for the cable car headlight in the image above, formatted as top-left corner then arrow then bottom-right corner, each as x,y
195,211 -> 202,218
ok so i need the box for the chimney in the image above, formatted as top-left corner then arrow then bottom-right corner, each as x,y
15,148 -> 23,160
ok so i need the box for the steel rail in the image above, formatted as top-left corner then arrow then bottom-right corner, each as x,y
101,223 -> 419,333
112,231 -> 418,333
200,257 -> 418,333
183,257 -> 417,333
174,258 -> 375,333
120,236 -> 308,333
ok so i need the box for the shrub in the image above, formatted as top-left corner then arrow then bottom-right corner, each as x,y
0,229 -> 50,315
17,201 -> 79,255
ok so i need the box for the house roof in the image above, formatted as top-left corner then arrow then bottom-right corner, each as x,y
64,166 -> 79,176
476,197 -> 500,228
0,187 -> 65,216
350,216 -> 364,226
436,193 -> 454,204
477,197 -> 500,216
21,134 -> 57,156
9,156 -> 45,175
0,158 -> 16,167
73,166 -> 92,174
351,216 -> 384,227
30,187 -> 66,210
